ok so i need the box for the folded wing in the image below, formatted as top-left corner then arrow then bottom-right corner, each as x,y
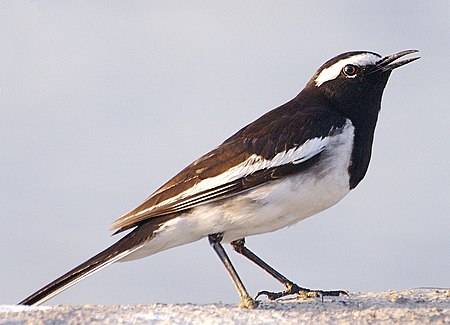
111,103 -> 348,233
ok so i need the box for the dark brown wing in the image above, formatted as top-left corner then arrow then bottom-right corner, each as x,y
111,99 -> 347,233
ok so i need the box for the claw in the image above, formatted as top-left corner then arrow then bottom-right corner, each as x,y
302,289 -> 349,302
255,290 -> 284,301
255,284 -> 349,302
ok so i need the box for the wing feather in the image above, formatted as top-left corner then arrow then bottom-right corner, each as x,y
111,102 -> 348,233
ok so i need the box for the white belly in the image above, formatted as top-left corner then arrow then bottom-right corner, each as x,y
122,133 -> 353,262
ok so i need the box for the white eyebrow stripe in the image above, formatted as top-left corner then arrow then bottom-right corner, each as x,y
315,53 -> 381,87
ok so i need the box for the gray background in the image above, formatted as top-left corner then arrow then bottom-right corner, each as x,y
1,1 -> 449,306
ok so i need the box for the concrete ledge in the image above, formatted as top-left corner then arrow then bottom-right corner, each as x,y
2,289 -> 449,324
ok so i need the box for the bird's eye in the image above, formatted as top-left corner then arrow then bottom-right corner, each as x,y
342,64 -> 358,77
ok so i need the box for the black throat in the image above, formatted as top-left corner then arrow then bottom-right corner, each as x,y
347,107 -> 380,189
299,83 -> 383,190
335,84 -> 385,190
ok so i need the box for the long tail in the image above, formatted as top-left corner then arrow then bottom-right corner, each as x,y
18,218 -> 167,306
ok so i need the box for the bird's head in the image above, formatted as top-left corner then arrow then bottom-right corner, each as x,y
306,50 -> 419,121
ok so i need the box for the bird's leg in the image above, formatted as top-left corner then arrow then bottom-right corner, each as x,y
231,238 -> 348,301
208,233 -> 258,309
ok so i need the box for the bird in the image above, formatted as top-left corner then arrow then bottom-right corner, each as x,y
19,49 -> 419,309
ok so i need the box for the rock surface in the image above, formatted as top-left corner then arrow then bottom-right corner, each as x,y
1,289 -> 449,324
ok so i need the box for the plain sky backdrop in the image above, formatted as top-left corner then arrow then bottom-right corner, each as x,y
1,1 -> 449,306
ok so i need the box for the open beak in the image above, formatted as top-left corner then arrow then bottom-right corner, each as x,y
375,49 -> 420,72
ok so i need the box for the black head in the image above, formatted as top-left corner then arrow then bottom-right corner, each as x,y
298,50 -> 419,189
305,50 -> 420,122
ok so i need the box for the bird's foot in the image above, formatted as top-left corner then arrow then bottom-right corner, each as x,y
239,296 -> 259,309
255,283 -> 348,301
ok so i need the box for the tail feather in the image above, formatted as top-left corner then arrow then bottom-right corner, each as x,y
18,218 -> 168,306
